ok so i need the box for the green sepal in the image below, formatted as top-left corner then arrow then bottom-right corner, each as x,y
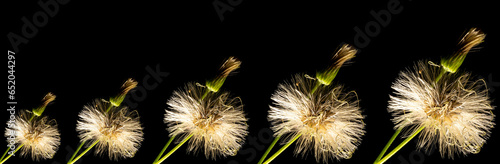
316,68 -> 339,86
32,92 -> 56,117
109,95 -> 126,107
440,53 -> 466,73
32,106 -> 46,117
206,77 -> 226,93
110,78 -> 138,107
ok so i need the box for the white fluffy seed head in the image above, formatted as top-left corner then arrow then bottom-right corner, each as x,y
388,61 -> 495,159
165,82 -> 249,160
76,99 -> 144,160
5,110 -> 60,161
268,74 -> 365,163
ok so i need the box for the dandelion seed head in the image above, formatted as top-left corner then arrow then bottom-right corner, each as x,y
76,99 -> 144,160
5,110 -> 60,161
165,82 -> 248,160
268,74 -> 365,163
388,61 -> 495,159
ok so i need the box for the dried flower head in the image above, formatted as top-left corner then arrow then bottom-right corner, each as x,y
5,110 -> 60,161
268,74 -> 365,163
388,61 -> 495,158
165,82 -> 248,159
76,99 -> 144,160
441,28 -> 486,73
316,44 -> 357,85
110,79 -> 138,107
206,57 -> 241,93
32,92 -> 56,116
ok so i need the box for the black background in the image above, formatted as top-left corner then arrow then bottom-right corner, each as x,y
4,0 -> 499,164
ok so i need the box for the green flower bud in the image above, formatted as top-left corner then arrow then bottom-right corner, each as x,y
316,44 -> 357,86
32,92 -> 56,116
206,57 -> 241,93
110,78 -> 138,107
440,28 -> 485,73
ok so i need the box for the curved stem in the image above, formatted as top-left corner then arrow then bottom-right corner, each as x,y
263,133 -> 302,164
67,140 -> 99,164
0,144 -> 24,164
375,126 -> 426,164
154,133 -> 193,164
375,128 -> 402,162
154,135 -> 176,163
258,135 -> 281,164
68,141 -> 86,162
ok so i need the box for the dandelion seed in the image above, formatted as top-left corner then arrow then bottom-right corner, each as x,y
3,93 -> 59,162
268,74 -> 365,163
5,110 -> 61,161
154,57 -> 247,163
388,61 -> 495,158
76,99 -> 144,160
377,28 -> 495,163
69,78 -> 143,164
165,82 -> 248,159
259,44 -> 363,164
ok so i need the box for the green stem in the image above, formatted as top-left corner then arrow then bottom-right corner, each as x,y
28,114 -> 36,122
258,135 -> 281,164
0,147 -> 9,161
263,133 -> 302,164
201,90 -> 210,101
375,126 -> 426,164
67,140 -> 99,164
0,144 -> 24,164
310,82 -> 321,95
154,133 -> 194,164
68,141 -> 86,162
105,104 -> 113,113
435,68 -> 446,83
375,128 -> 402,162
154,135 -> 176,163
